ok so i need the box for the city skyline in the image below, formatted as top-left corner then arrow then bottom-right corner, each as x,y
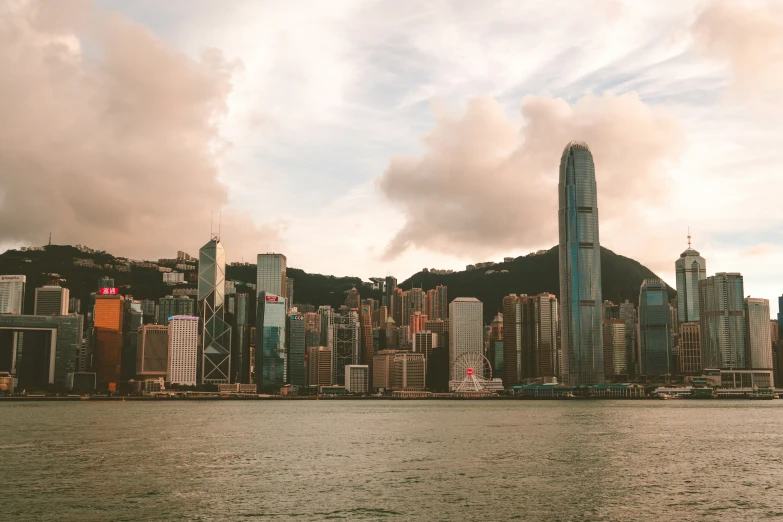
0,1 -> 781,316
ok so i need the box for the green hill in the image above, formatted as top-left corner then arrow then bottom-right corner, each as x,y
0,244 -> 673,322
400,246 -> 675,321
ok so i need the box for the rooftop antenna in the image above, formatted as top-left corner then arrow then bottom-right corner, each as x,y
687,227 -> 692,249
48,232 -> 51,246
218,211 -> 222,241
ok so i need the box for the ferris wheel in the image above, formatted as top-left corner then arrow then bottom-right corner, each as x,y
452,352 -> 493,393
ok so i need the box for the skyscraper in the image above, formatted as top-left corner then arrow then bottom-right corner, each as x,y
558,141 -> 604,385
675,235 -> 707,323
286,277 -> 294,311
256,293 -> 286,392
502,294 -> 535,386
306,345 -> 332,388
94,293 -> 124,388
602,319 -> 626,379
199,236 -> 231,384
332,309 -> 359,386
699,273 -> 746,370
618,300 -> 637,378
534,293 -> 559,379
359,305 -> 374,388
156,296 -> 195,326
745,297 -> 773,385
136,325 -> 169,379
227,292 -> 255,384
167,316 -> 198,386
679,323 -> 702,374
0,275 -> 25,314
287,312 -> 306,387
34,285 -> 69,316
638,279 -> 673,378
448,297 -> 483,381
256,254 -> 287,298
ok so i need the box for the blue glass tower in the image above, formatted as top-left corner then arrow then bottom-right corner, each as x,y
255,292 -> 286,392
638,279 -> 673,377
558,141 -> 604,385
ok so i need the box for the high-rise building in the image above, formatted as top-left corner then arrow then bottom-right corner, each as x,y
68,298 -> 81,314
156,296 -> 195,326
34,285 -> 69,316
380,316 -> 400,350
227,292 -> 255,384
413,330 -> 438,360
167,316 -> 198,386
136,325 -> 168,379
359,305 -> 374,389
256,293 -> 286,392
402,289 -> 426,327
256,254 -> 287,299
372,305 -> 388,329
619,300 -> 637,378
425,285 -> 448,321
675,236 -> 707,324
286,277 -> 294,311
502,294 -> 535,386
306,345 -> 332,388
97,277 -> 114,290
391,288 -> 403,327
391,352 -> 426,391
384,276 -> 397,313
344,287 -> 360,309
345,364 -> 369,394
602,319 -> 626,379
638,279 -> 673,378
122,304 -> 143,381
372,349 -> 400,390
332,310 -> 359,385
318,306 -> 334,350
287,312 -> 306,387
94,294 -> 124,387
409,311 -> 428,340
771,321 -> 779,345
699,273 -> 746,370
534,293 -> 559,379
199,236 -> 231,384
603,301 -> 620,320
424,319 -> 448,350
745,297 -> 773,385
448,298 -> 483,381
303,312 -> 321,348
558,141 -> 604,385
679,322 -> 701,374
0,275 -> 25,314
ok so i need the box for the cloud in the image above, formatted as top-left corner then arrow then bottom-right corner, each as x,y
0,0 -> 279,261
691,0 -> 783,98
378,93 -> 684,259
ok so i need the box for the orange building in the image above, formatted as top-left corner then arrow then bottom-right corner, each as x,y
409,311 -> 428,341
94,294 -> 124,388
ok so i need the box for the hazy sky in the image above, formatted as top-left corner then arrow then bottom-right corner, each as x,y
1,0 -> 781,314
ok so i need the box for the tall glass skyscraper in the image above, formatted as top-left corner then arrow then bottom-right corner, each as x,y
699,273 -> 746,370
256,293 -> 286,393
558,141 -> 604,385
199,236 -> 231,384
675,238 -> 706,324
638,279 -> 673,377
745,297 -> 773,383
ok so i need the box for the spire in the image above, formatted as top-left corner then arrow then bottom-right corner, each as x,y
687,227 -> 691,249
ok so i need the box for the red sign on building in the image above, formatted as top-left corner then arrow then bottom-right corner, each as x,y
265,295 -> 279,302
99,288 -> 119,295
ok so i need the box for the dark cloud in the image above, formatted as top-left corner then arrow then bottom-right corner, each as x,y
0,0 -> 280,260
378,93 -> 683,259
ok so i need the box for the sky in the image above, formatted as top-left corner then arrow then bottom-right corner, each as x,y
1,0 -> 781,314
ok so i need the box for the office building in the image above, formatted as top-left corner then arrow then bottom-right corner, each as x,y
602,319 -> 626,379
535,293 -> 559,379
380,316 -> 400,350
345,364 -> 369,393
344,286 -> 360,309
372,305 -> 388,329
384,276 -> 397,314
306,345 -> 332,388
286,277 -> 294,310
619,300 -> 637,378
156,296 -> 195,326
426,285 -> 448,321
256,253 -> 287,298
227,292 -> 255,384
679,323 -> 701,374
675,236 -> 707,323
391,288 -> 403,327
502,294 -> 534,386
638,279 -> 673,378
94,293 -> 124,387
122,304 -> 143,381
303,312 -> 321,348
287,312 -> 306,387
402,288 -> 426,327
0,313 -> 83,388
318,306 -> 334,350
97,277 -> 114,290
699,273 -> 746,370
168,316 -> 198,386
424,319 -> 448,350
136,325 -> 168,379
256,293 -> 286,392
746,297 -> 773,386
34,285 -> 69,316
332,310 -> 359,385
0,275 -> 25,314
372,350 -> 399,390
449,298 -> 483,381
413,330 -> 438,360
603,301 -> 619,320
199,236 -> 231,384
68,298 -> 81,314
558,141 -> 604,385
391,352 -> 426,390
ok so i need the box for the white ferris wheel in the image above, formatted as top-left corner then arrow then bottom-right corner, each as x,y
452,352 -> 493,393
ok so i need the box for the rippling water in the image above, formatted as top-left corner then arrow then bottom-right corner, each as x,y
2,400 -> 783,521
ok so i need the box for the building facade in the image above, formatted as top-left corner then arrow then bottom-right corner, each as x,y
679,322 -> 701,374
345,364 -> 369,393
699,273 -> 746,370
156,296 -> 194,326
34,285 -> 69,316
199,237 -> 231,384
0,275 -> 25,314
256,254 -> 287,299
558,141 -> 604,385
638,279 -> 673,378
256,293 -> 287,393
94,294 -> 124,387
306,345 -> 332,388
332,310 -> 359,386
602,319 -> 626,379
287,312 -> 306,387
745,297 -> 773,386
675,241 -> 706,324
390,352 -> 426,391
168,316 -> 198,386
136,325 -> 169,379
448,298 -> 483,382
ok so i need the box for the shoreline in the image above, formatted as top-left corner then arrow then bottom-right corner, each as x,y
0,395 -> 774,402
